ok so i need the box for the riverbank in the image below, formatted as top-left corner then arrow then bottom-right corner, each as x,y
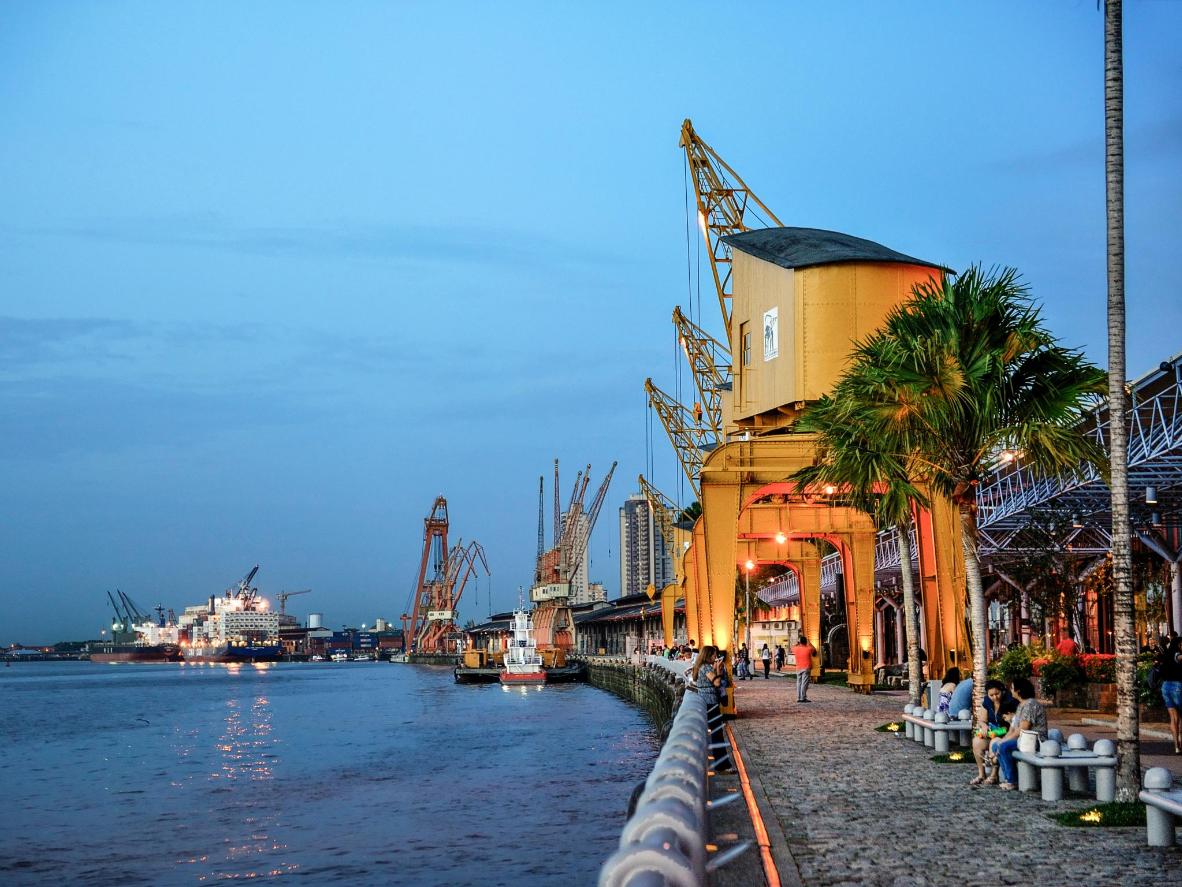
583,656 -> 678,730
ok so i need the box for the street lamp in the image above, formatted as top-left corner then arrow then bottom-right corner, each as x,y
744,560 -> 755,652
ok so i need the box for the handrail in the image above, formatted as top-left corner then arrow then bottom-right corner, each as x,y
598,657 -> 750,885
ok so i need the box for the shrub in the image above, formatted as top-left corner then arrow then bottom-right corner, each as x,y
1038,656 -> 1084,694
1080,653 -> 1116,683
989,645 -> 1035,684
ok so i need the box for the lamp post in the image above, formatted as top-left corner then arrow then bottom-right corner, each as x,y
744,560 -> 755,652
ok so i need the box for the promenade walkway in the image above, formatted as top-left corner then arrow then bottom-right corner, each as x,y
728,674 -> 1180,887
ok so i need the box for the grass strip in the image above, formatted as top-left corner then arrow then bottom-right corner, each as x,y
1048,802 -> 1146,828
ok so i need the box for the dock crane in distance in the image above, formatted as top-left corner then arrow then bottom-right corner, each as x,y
276,589 -> 311,615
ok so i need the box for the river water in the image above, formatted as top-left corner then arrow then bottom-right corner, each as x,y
0,661 -> 658,886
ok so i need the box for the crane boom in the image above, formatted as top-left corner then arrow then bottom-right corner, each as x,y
680,118 -> 782,334
566,461 -> 617,571
637,474 -> 679,552
673,306 -> 731,439
645,378 -> 717,498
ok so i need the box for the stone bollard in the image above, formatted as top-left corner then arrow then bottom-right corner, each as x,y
1048,727 -> 1064,744
1066,733 -> 1089,793
1017,731 -> 1039,792
955,710 -> 972,747
922,709 -> 935,748
1038,740 -> 1064,801
1143,767 -> 1176,847
1093,740 -> 1116,802
934,712 -> 951,754
903,704 -> 915,740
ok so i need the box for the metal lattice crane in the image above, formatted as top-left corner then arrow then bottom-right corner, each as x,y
401,497 -> 449,653
276,589 -> 311,615
637,474 -> 680,553
645,378 -> 718,498
673,305 -> 731,438
415,539 -> 490,653
680,118 -> 782,334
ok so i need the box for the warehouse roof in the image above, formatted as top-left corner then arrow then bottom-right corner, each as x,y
722,227 -> 946,272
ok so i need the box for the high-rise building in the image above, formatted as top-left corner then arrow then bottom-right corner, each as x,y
618,493 -> 674,599
586,581 -> 607,603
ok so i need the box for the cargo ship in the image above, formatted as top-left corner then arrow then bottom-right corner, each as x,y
179,565 -> 282,664
92,591 -> 183,663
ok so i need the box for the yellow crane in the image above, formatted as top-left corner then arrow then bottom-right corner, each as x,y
680,118 -> 782,336
673,305 -> 731,439
645,377 -> 717,499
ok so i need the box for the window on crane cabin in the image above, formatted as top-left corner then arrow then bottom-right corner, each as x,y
739,321 -> 751,402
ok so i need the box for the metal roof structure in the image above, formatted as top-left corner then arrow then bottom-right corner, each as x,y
722,227 -> 946,272
759,350 -> 1182,605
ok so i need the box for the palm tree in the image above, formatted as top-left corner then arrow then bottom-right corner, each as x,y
794,386 -> 926,705
806,266 -> 1106,721
1104,0 -> 1138,801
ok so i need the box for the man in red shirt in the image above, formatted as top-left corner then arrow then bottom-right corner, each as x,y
792,634 -> 817,703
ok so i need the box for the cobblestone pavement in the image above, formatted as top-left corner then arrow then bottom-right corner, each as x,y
729,675 -> 1180,887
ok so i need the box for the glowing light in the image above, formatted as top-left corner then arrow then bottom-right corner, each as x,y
887,723 -> 901,732
774,531 -> 786,544
697,211 -> 707,234
1080,810 -> 1103,824
744,560 -> 755,572
948,752 -> 964,761
822,484 -> 836,496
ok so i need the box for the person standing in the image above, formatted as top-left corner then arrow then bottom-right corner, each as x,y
760,643 -> 772,679
792,634 -> 816,702
774,644 -> 785,672
1156,635 -> 1182,754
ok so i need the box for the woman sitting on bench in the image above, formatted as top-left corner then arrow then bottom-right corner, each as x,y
988,677 -> 1048,791
969,680 -> 1013,786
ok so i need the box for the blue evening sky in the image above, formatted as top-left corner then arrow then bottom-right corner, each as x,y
2,1 -> 1179,642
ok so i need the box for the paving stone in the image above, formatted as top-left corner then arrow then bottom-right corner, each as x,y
730,676 -> 1179,886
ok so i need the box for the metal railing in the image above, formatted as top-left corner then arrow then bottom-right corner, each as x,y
598,657 -> 749,886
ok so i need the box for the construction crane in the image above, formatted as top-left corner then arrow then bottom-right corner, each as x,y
680,118 -> 782,334
276,589 -> 311,615
673,305 -> 731,439
645,378 -> 718,498
226,565 -> 261,604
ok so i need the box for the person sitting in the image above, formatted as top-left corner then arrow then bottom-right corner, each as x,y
936,667 -> 962,714
945,672 -> 974,718
969,680 -> 1013,786
690,644 -> 721,710
988,677 -> 1048,790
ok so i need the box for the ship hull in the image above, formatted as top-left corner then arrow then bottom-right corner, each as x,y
499,669 -> 546,686
184,645 -> 282,663
91,645 -> 183,663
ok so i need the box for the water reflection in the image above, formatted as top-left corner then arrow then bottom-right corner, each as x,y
197,690 -> 296,880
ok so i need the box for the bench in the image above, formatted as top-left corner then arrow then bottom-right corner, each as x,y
1140,767 -> 1182,847
1011,735 -> 1117,802
900,705 -> 973,753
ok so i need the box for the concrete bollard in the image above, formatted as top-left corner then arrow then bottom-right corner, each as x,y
1048,727 -> 1064,744
1066,734 -> 1089,793
1016,732 -> 1038,792
934,712 -> 950,754
1143,768 -> 1176,848
1039,740 -> 1064,801
1093,739 -> 1116,802
922,709 -> 935,747
903,705 -> 915,739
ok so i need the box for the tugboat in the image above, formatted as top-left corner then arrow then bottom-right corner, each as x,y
499,607 -> 546,686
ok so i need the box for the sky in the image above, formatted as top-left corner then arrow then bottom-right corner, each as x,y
2,1 -> 1180,643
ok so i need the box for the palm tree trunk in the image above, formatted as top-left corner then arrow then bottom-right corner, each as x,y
1105,0 -> 1139,801
960,506 -> 989,725
896,523 -> 922,705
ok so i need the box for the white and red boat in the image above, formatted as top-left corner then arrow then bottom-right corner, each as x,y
499,607 -> 546,686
